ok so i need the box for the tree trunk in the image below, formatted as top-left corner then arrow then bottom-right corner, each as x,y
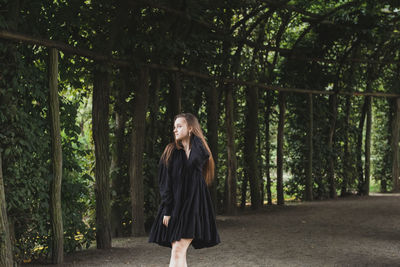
244,85 -> 260,209
363,95 -> 372,195
357,99 -> 367,195
240,173 -> 248,209
92,67 -> 112,249
48,48 -> 64,263
391,98 -> 400,192
224,85 -> 237,215
110,72 -> 129,238
206,83 -> 219,213
258,129 -> 264,206
277,92 -> 286,205
327,93 -> 338,199
382,98 -> 394,193
130,68 -> 149,236
341,95 -> 351,196
264,90 -> 273,205
0,152 -> 13,267
360,63 -> 376,196
305,93 -> 313,201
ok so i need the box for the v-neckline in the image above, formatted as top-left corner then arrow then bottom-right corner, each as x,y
184,135 -> 194,161
185,148 -> 191,161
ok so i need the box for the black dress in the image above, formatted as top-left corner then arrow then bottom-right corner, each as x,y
148,134 -> 221,249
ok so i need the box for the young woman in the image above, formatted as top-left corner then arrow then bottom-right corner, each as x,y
148,113 -> 221,267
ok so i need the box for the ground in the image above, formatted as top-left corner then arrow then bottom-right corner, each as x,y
29,193 -> 400,267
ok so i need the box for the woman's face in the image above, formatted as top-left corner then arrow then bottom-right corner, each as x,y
174,117 -> 191,141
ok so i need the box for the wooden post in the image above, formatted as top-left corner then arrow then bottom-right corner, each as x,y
48,48 -> 64,263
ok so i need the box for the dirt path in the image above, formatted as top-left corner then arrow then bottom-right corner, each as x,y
30,194 -> 400,266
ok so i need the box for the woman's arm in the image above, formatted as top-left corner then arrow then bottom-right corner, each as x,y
158,160 -> 173,216
192,135 -> 210,167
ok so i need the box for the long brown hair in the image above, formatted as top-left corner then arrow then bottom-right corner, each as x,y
160,113 -> 215,186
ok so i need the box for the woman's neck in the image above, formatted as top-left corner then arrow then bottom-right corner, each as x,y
181,136 -> 191,151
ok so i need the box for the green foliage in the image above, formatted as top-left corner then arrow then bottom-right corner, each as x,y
1,0 -> 400,262
0,42 -> 52,262
59,95 -> 96,253
0,21 -> 95,262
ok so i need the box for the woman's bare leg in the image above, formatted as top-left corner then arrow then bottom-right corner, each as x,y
169,238 -> 193,267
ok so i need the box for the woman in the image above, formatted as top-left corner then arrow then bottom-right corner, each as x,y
148,113 -> 221,267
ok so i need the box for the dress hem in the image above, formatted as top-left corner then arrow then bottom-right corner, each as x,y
149,238 -> 220,249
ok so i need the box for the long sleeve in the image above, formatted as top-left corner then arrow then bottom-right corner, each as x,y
192,135 -> 210,168
198,139 -> 210,163
158,160 -> 173,216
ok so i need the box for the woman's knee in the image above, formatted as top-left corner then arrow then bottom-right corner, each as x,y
172,238 -> 193,255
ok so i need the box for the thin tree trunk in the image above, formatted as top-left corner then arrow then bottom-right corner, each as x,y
363,95 -> 372,195
244,85 -> 260,209
206,83 -> 219,213
48,48 -> 63,263
93,67 -> 112,249
277,92 -> 286,205
341,95 -> 351,196
265,90 -> 273,205
240,173 -> 248,209
361,60 -> 377,195
130,68 -> 149,236
391,98 -> 400,192
327,93 -> 338,199
0,152 -> 13,267
382,98 -> 394,193
258,129 -> 264,206
357,99 -> 367,195
111,72 -> 129,238
224,85 -> 237,215
110,110 -> 127,237
305,93 -> 313,201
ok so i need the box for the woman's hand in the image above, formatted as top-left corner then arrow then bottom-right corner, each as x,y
163,215 -> 171,227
